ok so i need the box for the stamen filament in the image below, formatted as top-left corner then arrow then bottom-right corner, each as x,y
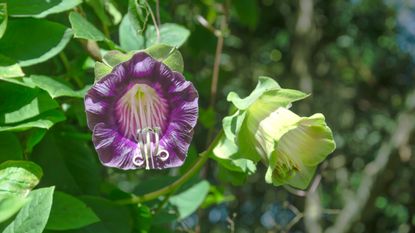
132,127 -> 170,168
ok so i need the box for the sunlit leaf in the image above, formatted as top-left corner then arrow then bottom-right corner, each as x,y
145,23 -> 190,48
6,0 -> 81,18
0,18 -> 72,67
0,81 -> 65,132
69,11 -> 105,41
0,109 -> 66,132
28,75 -> 88,99
0,3 -> 7,39
0,195 -> 27,223
119,14 -> 144,51
169,180 -> 210,220
3,187 -> 55,233
0,160 -> 43,197
0,55 -> 24,78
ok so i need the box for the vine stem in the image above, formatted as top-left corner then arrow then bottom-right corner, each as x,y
155,0 -> 161,26
116,131 -> 222,205
145,0 -> 160,43
209,15 -> 226,107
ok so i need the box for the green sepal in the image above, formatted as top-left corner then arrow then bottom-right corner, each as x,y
94,44 -> 184,82
144,44 -> 184,73
94,61 -> 112,82
210,135 -> 256,174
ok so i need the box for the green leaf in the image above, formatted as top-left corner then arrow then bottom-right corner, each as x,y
85,0 -> 112,27
0,75 -> 88,98
0,55 -> 24,78
6,0 -> 81,18
0,109 -> 66,132
233,0 -> 259,30
144,44 -> 184,73
0,81 -> 65,132
0,81 -> 59,124
0,160 -> 43,197
3,187 -> 55,233
201,185 -> 235,209
105,1 -> 121,25
119,14 -> 144,51
145,23 -> 190,48
69,196 -> 133,233
0,132 -> 23,163
0,195 -> 27,223
28,75 -> 88,98
0,3 -> 7,39
25,129 -> 47,154
127,0 -> 148,37
1,91 -> 58,124
169,180 -> 210,220
31,130 -> 102,195
0,18 -> 72,67
46,191 -> 100,230
69,11 -> 105,41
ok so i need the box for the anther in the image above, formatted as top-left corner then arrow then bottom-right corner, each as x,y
133,129 -> 144,167
132,127 -> 170,168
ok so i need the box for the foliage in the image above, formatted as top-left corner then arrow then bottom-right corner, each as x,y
0,0 -> 413,233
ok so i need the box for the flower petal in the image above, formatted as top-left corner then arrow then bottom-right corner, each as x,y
126,53 -> 157,79
85,51 -> 199,170
278,113 -> 336,167
159,73 -> 198,168
92,123 -> 139,170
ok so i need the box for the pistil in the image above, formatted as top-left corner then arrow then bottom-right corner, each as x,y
133,127 -> 170,169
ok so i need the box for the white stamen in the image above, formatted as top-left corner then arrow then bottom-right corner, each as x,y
132,126 -> 169,168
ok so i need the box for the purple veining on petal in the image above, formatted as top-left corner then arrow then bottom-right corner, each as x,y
85,52 -> 198,170
115,83 -> 169,140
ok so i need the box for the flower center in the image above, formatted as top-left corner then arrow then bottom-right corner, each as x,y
115,84 -> 170,169
115,83 -> 168,140
272,151 -> 300,183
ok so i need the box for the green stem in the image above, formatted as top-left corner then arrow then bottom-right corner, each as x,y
116,131 -> 222,205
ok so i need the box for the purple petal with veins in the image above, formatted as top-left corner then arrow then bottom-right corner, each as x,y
85,52 -> 199,170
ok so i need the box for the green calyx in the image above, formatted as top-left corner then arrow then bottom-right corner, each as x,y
94,44 -> 184,82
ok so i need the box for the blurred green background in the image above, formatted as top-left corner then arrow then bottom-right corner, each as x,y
1,0 -> 415,232
174,0 -> 415,232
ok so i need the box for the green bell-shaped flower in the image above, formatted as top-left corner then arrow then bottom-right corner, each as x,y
213,76 -> 335,189
258,107 -> 335,189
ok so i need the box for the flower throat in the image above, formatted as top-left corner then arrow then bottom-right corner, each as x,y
115,84 -> 169,169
